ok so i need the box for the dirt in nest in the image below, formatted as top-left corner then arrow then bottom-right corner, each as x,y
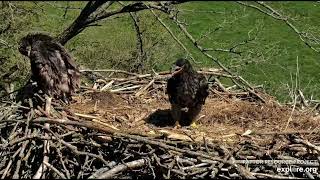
69,91 -> 127,114
67,91 -> 319,144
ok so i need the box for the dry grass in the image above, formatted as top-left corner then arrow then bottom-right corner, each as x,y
67,89 -> 320,146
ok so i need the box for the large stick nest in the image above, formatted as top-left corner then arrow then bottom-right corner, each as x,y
0,69 -> 319,179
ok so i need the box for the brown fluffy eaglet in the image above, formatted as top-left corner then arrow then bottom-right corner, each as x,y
18,32 -> 80,114
166,58 -> 209,128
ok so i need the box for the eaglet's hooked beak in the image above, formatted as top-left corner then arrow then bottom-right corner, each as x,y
171,65 -> 184,76
27,47 -> 31,57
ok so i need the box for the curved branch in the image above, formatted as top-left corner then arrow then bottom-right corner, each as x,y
236,1 -> 320,53
56,1 -> 188,45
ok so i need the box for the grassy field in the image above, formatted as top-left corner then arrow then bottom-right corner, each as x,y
1,1 -> 319,102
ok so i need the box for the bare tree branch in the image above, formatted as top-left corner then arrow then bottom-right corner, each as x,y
129,12 -> 144,58
204,37 -> 257,56
115,1 -> 147,73
151,5 -> 266,102
128,11 -> 146,73
94,159 -> 148,179
62,1 -> 70,19
195,26 -> 223,43
56,1 -> 108,45
56,1 -> 188,45
147,7 -> 198,63
236,1 -> 320,53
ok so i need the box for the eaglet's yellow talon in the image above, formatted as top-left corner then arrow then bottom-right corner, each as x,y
190,122 -> 198,129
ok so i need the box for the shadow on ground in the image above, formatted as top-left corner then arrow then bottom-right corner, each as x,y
146,109 -> 194,127
146,109 -> 175,127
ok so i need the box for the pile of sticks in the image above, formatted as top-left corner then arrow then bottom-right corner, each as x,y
0,101 -> 319,179
80,68 -> 261,101
0,69 -> 319,179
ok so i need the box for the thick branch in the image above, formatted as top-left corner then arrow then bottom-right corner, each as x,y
56,1 -> 108,45
56,1 -> 188,45
95,159 -> 148,179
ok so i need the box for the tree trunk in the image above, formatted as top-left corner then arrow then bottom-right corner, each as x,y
56,1 -> 107,45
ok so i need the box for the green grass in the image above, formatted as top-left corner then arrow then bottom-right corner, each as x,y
176,1 -> 320,101
1,1 -> 319,102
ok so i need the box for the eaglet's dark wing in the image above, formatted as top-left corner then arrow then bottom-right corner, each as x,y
32,41 -> 80,95
36,41 -> 79,74
166,76 -> 178,104
195,74 -> 209,105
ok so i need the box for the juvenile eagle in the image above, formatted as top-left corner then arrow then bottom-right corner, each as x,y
18,33 -> 80,113
167,58 -> 209,128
